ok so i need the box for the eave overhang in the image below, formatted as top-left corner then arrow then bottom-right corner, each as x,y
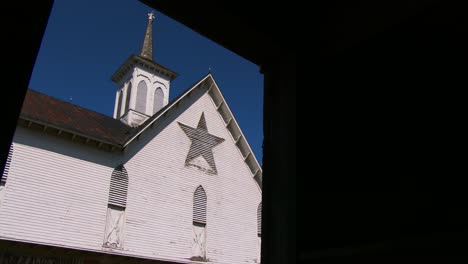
18,115 -> 122,152
111,54 -> 178,83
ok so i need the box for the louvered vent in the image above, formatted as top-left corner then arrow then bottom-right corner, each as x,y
257,202 -> 262,235
136,80 -> 148,114
125,83 -> 132,113
1,144 -> 13,185
116,90 -> 123,118
153,87 -> 164,114
193,185 -> 207,224
108,165 -> 128,208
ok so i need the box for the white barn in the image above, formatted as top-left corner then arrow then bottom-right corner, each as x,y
0,13 -> 262,264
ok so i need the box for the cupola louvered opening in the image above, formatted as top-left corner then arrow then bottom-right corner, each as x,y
193,185 -> 207,224
136,80 -> 148,114
153,87 -> 164,113
108,165 -> 128,208
125,83 -> 132,113
257,202 -> 262,235
1,144 -> 13,185
116,89 -> 123,118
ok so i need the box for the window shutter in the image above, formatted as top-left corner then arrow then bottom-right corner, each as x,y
257,202 -> 262,235
1,144 -> 13,185
193,186 -> 207,224
108,165 -> 128,208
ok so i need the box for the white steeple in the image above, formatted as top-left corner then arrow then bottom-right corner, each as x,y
111,12 -> 178,127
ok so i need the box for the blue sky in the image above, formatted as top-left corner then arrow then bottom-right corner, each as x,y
29,0 -> 263,163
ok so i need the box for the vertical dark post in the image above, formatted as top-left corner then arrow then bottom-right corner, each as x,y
261,54 -> 296,264
0,1 -> 54,180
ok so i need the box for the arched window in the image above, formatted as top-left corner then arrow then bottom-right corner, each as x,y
104,165 -> 128,249
153,87 -> 164,114
0,144 -> 13,203
257,202 -> 262,263
116,90 -> 123,118
192,185 -> 207,260
124,82 -> 132,114
135,80 -> 147,114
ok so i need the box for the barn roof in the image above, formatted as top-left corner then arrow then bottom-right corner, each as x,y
20,89 -> 135,146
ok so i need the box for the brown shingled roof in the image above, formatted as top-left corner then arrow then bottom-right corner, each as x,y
20,89 -> 135,146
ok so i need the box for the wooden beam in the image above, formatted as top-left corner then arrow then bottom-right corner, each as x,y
225,118 -> 233,127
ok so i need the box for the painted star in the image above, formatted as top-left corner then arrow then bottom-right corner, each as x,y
178,113 -> 225,174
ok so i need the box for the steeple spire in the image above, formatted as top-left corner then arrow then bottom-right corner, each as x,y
112,11 -> 177,127
140,12 -> 155,60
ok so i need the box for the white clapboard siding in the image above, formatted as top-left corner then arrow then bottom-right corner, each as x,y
0,88 -> 261,264
122,92 -> 261,264
0,126 -> 116,251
